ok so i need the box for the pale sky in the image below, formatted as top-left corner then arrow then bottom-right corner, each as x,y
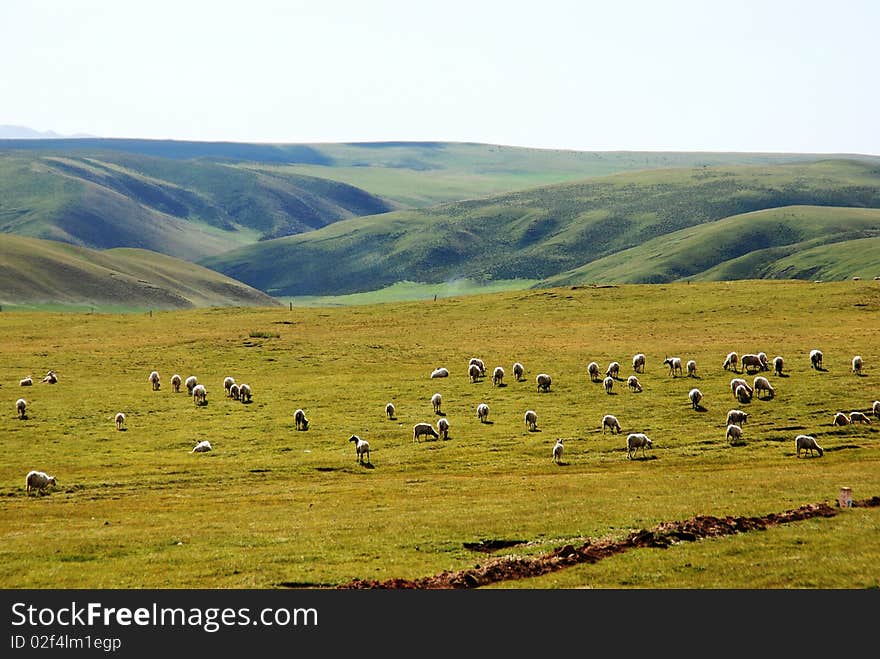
3,0 -> 878,155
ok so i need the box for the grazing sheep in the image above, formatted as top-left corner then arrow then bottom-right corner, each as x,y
849,411 -> 871,424
191,440 -> 212,453
512,362 -> 525,381
385,402 -> 396,420
740,354 -> 764,374
26,470 -> 56,494
294,408 -> 310,431
603,375 -> 614,394
468,358 -> 486,377
626,433 -> 653,460
468,363 -> 482,383
873,400 -> 880,420
795,434 -> 824,458
42,370 -> 58,384
688,388 -> 703,409
431,367 -> 450,379
238,383 -> 252,403
772,356 -> 784,377
587,361 -> 601,382
19,376 -> 33,387
606,361 -> 620,379
632,353 -> 646,373
753,376 -> 775,399
115,412 -> 126,430
171,374 -> 182,393
726,423 -> 743,444
229,383 -> 240,401
726,409 -> 749,426
524,409 -> 538,432
602,414 -> 621,434
663,356 -> 683,377
223,376 -> 236,396
832,412 -> 850,426
552,438 -> 564,464
730,378 -> 753,398
437,417 -> 450,440
536,373 -> 552,393
492,366 -> 505,386
192,384 -> 208,405
185,376 -> 198,395
477,403 -> 490,423
810,349 -> 823,370
148,370 -> 161,391
431,392 -> 442,414
413,422 -> 439,442
349,435 -> 371,464
16,398 -> 27,419
686,360 -> 698,377
735,384 -> 752,404
757,352 -> 770,370
723,352 -> 739,372
852,355 -> 863,375
626,375 -> 643,392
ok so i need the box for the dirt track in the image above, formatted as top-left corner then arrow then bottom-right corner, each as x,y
338,496 -> 880,589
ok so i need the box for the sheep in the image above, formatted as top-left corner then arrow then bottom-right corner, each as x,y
552,438 -> 564,464
605,361 -> 620,379
726,423 -> 743,444
726,409 -> 749,426
16,398 -> 27,419
587,361 -> 601,382
148,370 -> 161,391
477,403 -> 489,423
873,400 -> 880,420
626,433 -> 653,460
735,384 -> 752,404
849,411 -> 871,424
115,412 -> 126,431
171,374 -> 182,393
238,383 -> 252,403
431,367 -> 450,379
852,355 -> 863,375
795,434 -> 824,458
663,356 -> 683,377
685,359 -> 697,377
757,352 -> 770,370
626,375 -> 643,392
468,358 -> 486,377
632,353 -> 646,373
740,354 -> 764,374
224,376 -> 236,396
602,414 -> 621,434
229,383 -> 240,401
524,409 -> 538,432
772,356 -> 784,377
19,376 -> 33,387
385,402 -> 396,420
810,349 -> 823,370
349,435 -> 371,464
185,375 -> 198,395
688,387 -> 703,409
603,375 -> 614,394
753,376 -> 775,399
468,363 -> 482,383
413,422 -> 439,442
730,378 -> 753,398
42,370 -> 57,384
191,440 -> 212,453
512,362 -> 525,381
437,417 -> 450,440
192,383 -> 208,405
832,412 -> 850,426
26,470 -> 56,494
536,373 -> 552,392
492,366 -> 505,386
294,408 -> 310,431
723,351 -> 739,372
431,392 -> 442,414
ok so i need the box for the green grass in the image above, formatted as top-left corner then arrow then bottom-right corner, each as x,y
0,280 -> 878,588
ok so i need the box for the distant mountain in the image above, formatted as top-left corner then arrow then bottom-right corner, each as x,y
0,125 -> 96,139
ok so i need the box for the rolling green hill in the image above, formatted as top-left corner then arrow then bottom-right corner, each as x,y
0,235 -> 281,310
201,160 -> 880,296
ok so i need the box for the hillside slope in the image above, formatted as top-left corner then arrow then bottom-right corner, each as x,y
0,235 -> 281,310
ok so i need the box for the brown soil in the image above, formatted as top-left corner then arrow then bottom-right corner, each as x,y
338,496 -> 880,589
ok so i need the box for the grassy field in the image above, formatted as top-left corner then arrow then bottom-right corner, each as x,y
1,280 -> 878,589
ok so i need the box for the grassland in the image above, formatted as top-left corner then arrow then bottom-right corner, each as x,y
1,280 -> 878,589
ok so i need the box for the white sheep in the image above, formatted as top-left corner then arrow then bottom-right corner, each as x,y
16,398 -> 27,419
19,376 -> 33,387
723,351 -> 739,372
849,411 -> 871,425
735,384 -> 752,404
223,376 -> 236,396
632,353 -> 646,373
686,360 -> 697,377
587,361 -> 601,382
477,403 -> 489,423
492,366 -> 504,386
832,412 -> 850,426
185,375 -> 198,395
730,378 -> 753,398
757,352 -> 770,370
512,362 -> 525,381
726,423 -> 743,444
602,414 -> 621,434
431,392 -> 442,414
437,417 -> 449,440
26,470 -> 56,493
171,374 -> 182,393
873,400 -> 880,420
385,402 -> 396,420
688,387 -> 703,409
852,355 -> 863,375
468,363 -> 482,383
42,370 -> 57,384
772,356 -> 784,377
191,440 -> 212,453
524,409 -> 538,432
349,435 -> 371,464
552,438 -> 564,464
605,361 -> 620,379
192,383 -> 208,405
626,375 -> 643,392
795,434 -> 823,458
626,433 -> 653,460
726,409 -> 749,426
148,370 -> 161,391
294,408 -> 310,431
536,373 -> 552,392
115,412 -> 126,431
603,375 -> 614,394
413,422 -> 439,443
431,367 -> 450,379
229,383 -> 240,401
468,358 -> 486,376
238,383 -> 252,403
740,354 -> 764,374
663,356 -> 683,377
810,349 -> 823,370
753,376 -> 775,399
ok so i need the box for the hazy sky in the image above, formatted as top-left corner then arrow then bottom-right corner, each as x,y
3,0 -> 878,154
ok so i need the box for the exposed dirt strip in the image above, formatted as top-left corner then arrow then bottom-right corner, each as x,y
338,496 -> 880,589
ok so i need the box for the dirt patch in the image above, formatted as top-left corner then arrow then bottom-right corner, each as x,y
337,496 -> 880,589
463,539 -> 528,553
